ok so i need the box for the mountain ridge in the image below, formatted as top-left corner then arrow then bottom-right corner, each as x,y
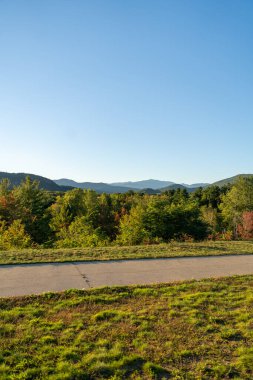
110,179 -> 175,190
53,178 -> 138,193
212,174 -> 253,187
110,179 -> 209,189
0,172 -> 252,193
0,172 -> 72,192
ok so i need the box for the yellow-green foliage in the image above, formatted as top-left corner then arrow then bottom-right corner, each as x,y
0,219 -> 32,250
56,216 -> 109,248
116,204 -> 150,245
220,177 -> 253,227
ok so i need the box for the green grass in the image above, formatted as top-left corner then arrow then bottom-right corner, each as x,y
2,275 -> 253,379
0,240 -> 253,265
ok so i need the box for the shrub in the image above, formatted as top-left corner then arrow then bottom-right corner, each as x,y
0,220 -> 32,250
56,217 -> 109,248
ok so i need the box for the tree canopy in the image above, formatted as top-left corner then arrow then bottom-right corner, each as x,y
0,176 -> 252,250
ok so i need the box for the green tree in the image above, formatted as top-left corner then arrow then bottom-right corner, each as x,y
220,177 -> 253,237
201,186 -> 222,209
98,193 -> 116,239
83,190 -> 100,228
56,216 -> 109,248
13,177 -> 53,244
0,220 -> 32,249
50,188 -> 85,239
116,203 -> 150,245
142,198 -> 207,241
201,206 -> 221,234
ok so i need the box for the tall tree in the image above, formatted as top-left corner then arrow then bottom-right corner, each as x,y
13,177 -> 53,244
50,188 -> 85,238
220,177 -> 253,237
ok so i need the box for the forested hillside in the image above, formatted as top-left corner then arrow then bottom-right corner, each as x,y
213,174 -> 253,187
0,176 -> 253,250
0,172 -> 72,192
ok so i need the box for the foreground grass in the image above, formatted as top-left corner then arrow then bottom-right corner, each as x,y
0,240 -> 253,265
2,276 -> 253,379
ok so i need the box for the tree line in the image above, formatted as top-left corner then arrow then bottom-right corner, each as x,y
0,176 -> 253,249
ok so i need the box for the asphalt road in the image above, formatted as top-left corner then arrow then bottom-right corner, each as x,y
1,255 -> 253,297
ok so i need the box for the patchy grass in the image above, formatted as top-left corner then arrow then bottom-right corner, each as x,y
1,276 -> 253,378
0,240 -> 253,265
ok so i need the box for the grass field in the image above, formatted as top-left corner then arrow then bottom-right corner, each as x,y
1,275 -> 253,379
0,240 -> 253,265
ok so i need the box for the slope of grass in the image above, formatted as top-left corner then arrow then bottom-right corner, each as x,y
0,240 -> 253,265
1,276 -> 253,379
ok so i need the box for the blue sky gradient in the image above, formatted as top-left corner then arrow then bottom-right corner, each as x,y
1,0 -> 253,183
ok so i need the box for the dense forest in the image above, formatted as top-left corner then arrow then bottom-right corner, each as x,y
0,176 -> 253,250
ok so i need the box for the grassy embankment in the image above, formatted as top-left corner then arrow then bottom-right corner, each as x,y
1,275 -> 253,379
0,240 -> 253,265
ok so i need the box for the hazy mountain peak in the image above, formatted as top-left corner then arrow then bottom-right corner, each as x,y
110,179 -> 175,190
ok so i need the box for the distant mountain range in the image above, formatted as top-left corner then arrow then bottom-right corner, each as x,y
110,179 -> 209,190
54,178 -> 209,193
110,180 -> 175,190
54,175 -> 253,193
54,178 -> 137,194
0,172 -> 252,193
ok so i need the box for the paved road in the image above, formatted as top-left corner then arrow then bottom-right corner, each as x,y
1,255 -> 253,297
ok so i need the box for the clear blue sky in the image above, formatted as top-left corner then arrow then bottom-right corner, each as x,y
1,0 -> 253,184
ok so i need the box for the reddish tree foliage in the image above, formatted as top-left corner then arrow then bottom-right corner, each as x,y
0,194 -> 17,225
238,211 -> 253,239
